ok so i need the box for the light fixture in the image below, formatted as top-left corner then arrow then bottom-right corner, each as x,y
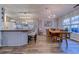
48,14 -> 56,19
48,15 -> 51,18
10,19 -> 15,22
52,14 -> 56,18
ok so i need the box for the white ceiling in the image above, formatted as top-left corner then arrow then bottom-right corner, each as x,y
0,4 -> 77,20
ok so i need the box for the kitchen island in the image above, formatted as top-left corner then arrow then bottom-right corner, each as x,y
0,30 -> 31,46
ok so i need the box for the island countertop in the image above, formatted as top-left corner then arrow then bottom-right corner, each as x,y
0,29 -> 31,32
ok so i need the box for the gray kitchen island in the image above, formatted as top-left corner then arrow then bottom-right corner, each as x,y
0,30 -> 30,46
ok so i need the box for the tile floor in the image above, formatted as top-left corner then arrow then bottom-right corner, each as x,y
0,35 -> 79,54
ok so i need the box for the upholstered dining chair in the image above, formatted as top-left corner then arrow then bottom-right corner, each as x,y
28,28 -> 38,44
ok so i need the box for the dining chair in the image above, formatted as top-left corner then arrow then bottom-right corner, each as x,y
28,28 -> 37,44
46,29 -> 51,40
58,32 -> 70,48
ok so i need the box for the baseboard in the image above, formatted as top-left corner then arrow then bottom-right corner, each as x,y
69,39 -> 79,43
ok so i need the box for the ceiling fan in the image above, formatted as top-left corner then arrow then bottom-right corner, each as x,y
73,4 -> 79,8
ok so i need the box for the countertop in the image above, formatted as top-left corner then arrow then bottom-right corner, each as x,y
0,29 -> 31,32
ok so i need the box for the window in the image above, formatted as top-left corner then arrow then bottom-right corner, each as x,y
63,18 -> 70,25
63,18 -> 71,31
71,16 -> 79,24
63,15 -> 79,33
71,25 -> 79,33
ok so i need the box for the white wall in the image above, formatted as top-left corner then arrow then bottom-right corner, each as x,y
0,6 -> 3,46
0,8 -> 2,46
0,5 -> 6,46
58,8 -> 79,41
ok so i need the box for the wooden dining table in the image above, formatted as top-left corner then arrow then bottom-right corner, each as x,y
48,29 -> 71,47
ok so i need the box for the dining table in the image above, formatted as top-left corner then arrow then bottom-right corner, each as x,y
48,29 -> 71,48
